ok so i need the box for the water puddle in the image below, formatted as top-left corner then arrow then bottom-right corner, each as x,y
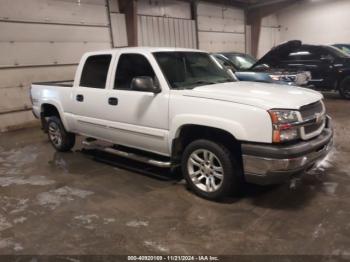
37,186 -> 94,210
0,175 -> 55,187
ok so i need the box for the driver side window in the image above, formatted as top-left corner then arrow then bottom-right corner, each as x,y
114,54 -> 155,90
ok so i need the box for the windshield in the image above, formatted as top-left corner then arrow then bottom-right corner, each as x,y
222,53 -> 257,70
153,52 -> 235,89
324,46 -> 349,58
332,44 -> 350,55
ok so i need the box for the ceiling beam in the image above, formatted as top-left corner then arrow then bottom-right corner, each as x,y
184,0 -> 247,9
247,0 -> 293,10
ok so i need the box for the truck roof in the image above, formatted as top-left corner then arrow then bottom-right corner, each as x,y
84,47 -> 204,56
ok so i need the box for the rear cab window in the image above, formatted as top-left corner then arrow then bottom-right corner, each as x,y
80,55 -> 112,89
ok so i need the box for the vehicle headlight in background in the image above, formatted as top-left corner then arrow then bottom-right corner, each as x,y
295,71 -> 311,86
269,75 -> 282,81
268,110 -> 300,143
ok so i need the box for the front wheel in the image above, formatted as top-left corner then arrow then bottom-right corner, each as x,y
181,139 -> 242,201
47,116 -> 75,152
339,77 -> 350,100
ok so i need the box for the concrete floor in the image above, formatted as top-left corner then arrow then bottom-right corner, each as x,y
0,94 -> 349,256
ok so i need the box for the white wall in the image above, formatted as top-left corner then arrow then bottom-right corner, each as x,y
277,0 -> 350,45
256,0 -> 350,58
0,0 -> 115,131
197,2 -> 245,52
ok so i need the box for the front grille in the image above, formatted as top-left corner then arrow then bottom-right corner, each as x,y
300,101 -> 324,120
304,120 -> 324,134
299,101 -> 325,137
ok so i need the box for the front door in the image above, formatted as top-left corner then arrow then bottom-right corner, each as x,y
99,53 -> 170,156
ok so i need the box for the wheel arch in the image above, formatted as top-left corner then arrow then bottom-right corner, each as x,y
337,74 -> 350,99
170,121 -> 244,168
40,102 -> 68,131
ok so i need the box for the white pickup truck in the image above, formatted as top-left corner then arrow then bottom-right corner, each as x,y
31,47 -> 333,200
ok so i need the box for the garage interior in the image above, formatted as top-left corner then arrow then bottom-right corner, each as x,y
0,0 -> 350,257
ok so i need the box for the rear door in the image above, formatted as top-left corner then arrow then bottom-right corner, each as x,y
72,53 -> 115,139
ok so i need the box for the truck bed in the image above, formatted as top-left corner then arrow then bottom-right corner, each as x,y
32,80 -> 74,87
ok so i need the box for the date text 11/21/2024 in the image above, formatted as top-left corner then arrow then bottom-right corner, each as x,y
127,255 -> 220,261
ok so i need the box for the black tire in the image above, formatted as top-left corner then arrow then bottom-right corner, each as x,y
47,116 -> 75,152
181,139 -> 242,201
339,77 -> 350,100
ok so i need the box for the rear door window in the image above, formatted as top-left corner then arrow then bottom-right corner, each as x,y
286,48 -> 319,61
80,55 -> 112,89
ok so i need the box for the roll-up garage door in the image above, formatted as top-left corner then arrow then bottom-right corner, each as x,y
0,0 -> 113,131
197,2 -> 245,53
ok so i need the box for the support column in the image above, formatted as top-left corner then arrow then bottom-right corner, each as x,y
247,11 -> 262,58
119,0 -> 138,46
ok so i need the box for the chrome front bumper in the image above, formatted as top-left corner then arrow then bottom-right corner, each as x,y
242,121 -> 333,185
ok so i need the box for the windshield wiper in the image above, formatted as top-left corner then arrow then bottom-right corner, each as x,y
184,79 -> 233,89
216,78 -> 234,83
191,80 -> 217,85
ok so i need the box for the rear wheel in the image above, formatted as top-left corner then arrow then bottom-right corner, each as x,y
47,116 -> 75,152
339,77 -> 350,99
181,139 -> 242,201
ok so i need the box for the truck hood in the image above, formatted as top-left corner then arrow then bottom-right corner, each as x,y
251,40 -> 302,69
182,81 -> 323,110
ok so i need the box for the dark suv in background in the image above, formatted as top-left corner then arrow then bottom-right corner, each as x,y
215,41 -> 350,99
255,40 -> 350,99
213,44 -> 311,87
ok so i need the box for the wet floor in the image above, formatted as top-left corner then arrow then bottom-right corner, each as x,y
0,94 -> 349,255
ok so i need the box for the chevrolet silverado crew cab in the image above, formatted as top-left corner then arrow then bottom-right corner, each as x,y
31,47 -> 333,201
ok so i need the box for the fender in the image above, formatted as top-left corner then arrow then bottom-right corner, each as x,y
40,98 -> 70,131
169,114 -> 247,150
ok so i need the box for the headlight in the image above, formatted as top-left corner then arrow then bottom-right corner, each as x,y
269,110 -> 298,124
269,110 -> 300,143
269,75 -> 282,81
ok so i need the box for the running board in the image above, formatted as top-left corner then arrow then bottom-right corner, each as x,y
82,140 -> 171,168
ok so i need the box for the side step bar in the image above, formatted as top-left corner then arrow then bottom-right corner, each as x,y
82,141 -> 171,168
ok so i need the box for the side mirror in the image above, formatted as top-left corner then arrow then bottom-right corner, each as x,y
130,76 -> 161,94
226,69 -> 238,80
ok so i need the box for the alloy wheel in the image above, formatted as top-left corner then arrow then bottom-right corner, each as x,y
187,149 -> 224,192
48,122 -> 62,147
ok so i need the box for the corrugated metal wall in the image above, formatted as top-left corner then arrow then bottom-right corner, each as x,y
137,15 -> 196,48
197,2 -> 245,52
0,0 -> 114,131
137,0 -> 197,48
